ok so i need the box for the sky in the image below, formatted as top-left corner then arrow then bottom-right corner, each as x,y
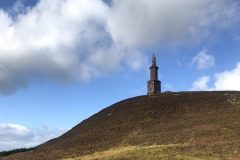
0,0 -> 240,151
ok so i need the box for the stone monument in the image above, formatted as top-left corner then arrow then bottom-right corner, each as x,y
147,53 -> 161,95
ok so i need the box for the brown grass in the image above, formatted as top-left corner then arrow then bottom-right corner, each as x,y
63,144 -> 221,160
1,91 -> 240,160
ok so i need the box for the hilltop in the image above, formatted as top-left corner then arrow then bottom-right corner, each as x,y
1,91 -> 240,159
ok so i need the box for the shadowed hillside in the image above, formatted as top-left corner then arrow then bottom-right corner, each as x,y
1,91 -> 240,160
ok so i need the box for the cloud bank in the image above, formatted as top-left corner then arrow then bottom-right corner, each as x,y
190,63 -> 240,91
214,63 -> 240,90
0,123 -> 68,151
0,0 -> 239,94
109,0 -> 240,47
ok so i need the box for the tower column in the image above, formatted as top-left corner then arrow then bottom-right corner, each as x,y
148,54 -> 161,95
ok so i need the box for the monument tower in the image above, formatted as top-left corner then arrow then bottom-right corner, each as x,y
147,53 -> 161,95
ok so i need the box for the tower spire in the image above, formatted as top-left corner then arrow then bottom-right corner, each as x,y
152,53 -> 156,66
147,53 -> 161,95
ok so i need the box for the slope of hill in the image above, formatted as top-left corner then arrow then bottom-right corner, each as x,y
1,91 -> 240,160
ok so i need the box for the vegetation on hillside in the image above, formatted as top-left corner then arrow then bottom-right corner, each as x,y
0,148 -> 35,157
1,91 -> 240,160
63,144 -> 225,160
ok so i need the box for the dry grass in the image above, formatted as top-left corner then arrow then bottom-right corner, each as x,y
2,91 -> 240,160
63,144 -> 222,160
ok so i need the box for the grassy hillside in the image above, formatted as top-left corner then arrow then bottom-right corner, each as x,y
63,144 -> 224,160
1,91 -> 240,160
0,148 -> 35,157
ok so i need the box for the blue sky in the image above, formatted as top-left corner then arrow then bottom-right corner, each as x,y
0,0 -> 240,151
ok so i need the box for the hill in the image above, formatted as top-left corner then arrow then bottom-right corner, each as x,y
1,91 -> 240,160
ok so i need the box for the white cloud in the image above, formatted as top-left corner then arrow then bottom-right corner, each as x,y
190,63 -> 240,91
190,76 -> 210,91
8,0 -> 27,15
0,0 -> 239,94
0,123 -> 68,151
108,0 -> 240,47
190,48 -> 215,69
0,0 -> 146,94
214,63 -> 240,90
